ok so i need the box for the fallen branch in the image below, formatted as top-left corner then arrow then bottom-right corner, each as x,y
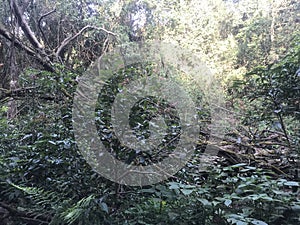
217,147 -> 290,176
0,86 -> 64,103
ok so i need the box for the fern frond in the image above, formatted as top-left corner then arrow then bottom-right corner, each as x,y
61,194 -> 96,225
8,181 -> 66,211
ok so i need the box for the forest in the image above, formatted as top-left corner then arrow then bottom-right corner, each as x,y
0,0 -> 299,224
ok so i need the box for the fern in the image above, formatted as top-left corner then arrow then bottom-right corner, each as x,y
8,182 -> 64,209
61,194 -> 96,225
8,182 -> 72,224
8,182 -> 109,225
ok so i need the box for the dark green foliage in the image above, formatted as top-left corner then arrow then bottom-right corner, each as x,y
95,63 -> 182,166
236,18 -> 272,68
231,40 -> 300,150
1,1 -> 300,225
1,41 -> 300,225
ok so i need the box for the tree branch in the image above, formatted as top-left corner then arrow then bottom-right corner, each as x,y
55,25 -> 116,58
38,8 -> 56,48
11,0 -> 44,50
0,22 -> 55,72
0,86 -> 64,103
0,22 -> 35,55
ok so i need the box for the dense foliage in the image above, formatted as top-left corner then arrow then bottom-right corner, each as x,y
0,0 -> 299,225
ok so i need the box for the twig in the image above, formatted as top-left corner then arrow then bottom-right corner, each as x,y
277,112 -> 292,149
256,141 -> 291,148
217,148 -> 289,176
56,25 -> 116,58
38,8 -> 56,48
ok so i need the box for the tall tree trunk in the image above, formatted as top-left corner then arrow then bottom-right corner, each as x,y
6,4 -> 19,119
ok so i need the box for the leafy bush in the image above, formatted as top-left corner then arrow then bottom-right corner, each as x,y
230,41 -> 300,151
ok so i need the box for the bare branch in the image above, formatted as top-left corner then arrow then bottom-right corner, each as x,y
38,8 -> 56,48
0,23 -> 54,72
0,22 -> 35,55
38,8 -> 56,23
11,0 -> 44,50
0,22 -> 54,72
0,86 -> 61,103
55,25 -> 116,58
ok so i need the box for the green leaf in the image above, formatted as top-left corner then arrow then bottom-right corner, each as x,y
230,163 -> 247,168
168,212 -> 179,220
100,202 -> 109,213
141,188 -> 156,193
181,189 -> 193,195
291,205 -> 300,212
224,199 -> 232,207
237,221 -> 248,225
251,219 -> 268,225
197,198 -> 211,206
283,181 -> 299,187
168,182 -> 180,190
48,140 -> 57,145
